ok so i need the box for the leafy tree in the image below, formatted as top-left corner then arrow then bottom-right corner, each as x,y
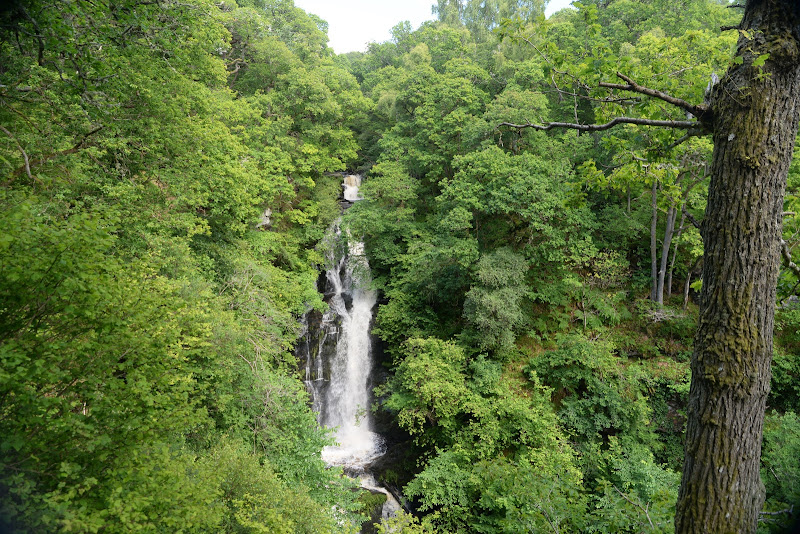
463,247 -> 529,352
378,338 -> 585,532
0,0 -> 368,531
496,1 -> 800,530
759,412 -> 800,532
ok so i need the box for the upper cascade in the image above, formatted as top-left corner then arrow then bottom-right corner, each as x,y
343,174 -> 363,202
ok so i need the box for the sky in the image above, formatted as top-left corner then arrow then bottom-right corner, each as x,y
293,0 -> 575,54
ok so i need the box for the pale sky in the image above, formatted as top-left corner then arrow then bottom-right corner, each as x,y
293,0 -> 575,54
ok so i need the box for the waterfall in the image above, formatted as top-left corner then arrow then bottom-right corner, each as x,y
318,223 -> 384,470
342,174 -> 363,202
301,175 -> 384,472
298,175 -> 403,525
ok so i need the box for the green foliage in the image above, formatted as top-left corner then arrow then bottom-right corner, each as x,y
760,412 -> 800,533
584,438 -> 679,533
645,378 -> 688,470
378,338 -> 585,532
526,335 -> 656,452
0,198 -> 206,474
376,511 -> 430,534
769,350 -> 800,414
0,0 -> 366,531
209,439 -> 346,534
377,338 -> 469,439
0,0 -> 755,531
463,247 -> 529,352
345,3 -> 732,530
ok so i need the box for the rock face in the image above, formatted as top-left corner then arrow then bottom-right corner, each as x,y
358,489 -> 387,534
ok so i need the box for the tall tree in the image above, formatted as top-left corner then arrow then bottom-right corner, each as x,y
675,2 -> 800,531
500,1 -> 800,531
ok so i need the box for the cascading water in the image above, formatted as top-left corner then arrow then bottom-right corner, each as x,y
316,223 -> 383,470
299,175 -> 401,521
342,174 -> 364,203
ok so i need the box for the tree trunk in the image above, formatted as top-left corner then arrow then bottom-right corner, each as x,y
627,183 -> 631,214
657,204 -> 677,305
675,2 -> 800,532
683,256 -> 701,311
667,209 -> 686,299
651,179 -> 659,302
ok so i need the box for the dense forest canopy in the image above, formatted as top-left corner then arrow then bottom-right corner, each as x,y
1,0 -> 799,533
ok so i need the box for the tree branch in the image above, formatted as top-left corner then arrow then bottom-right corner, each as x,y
514,34 -> 591,92
758,505 -> 794,519
683,204 -> 702,230
599,72 -> 712,123
17,4 -> 45,66
613,486 -> 654,530
0,125 -> 35,184
499,116 -> 698,132
11,126 -> 103,180
662,130 -> 705,152
781,239 -> 800,279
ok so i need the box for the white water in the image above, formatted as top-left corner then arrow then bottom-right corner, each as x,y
300,175 -> 383,472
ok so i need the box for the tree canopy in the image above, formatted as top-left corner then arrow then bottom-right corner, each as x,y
2,0 -> 800,533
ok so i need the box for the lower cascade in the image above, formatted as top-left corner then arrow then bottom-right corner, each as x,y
298,175 -> 401,522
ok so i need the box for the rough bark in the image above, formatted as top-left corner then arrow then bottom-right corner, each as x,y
675,1 -> 800,532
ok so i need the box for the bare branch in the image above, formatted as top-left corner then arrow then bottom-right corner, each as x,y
17,5 -> 45,66
8,126 -> 103,181
543,86 -> 642,105
613,486 -> 654,530
599,72 -> 711,123
499,116 -> 698,132
0,125 -> 34,183
662,130 -> 705,152
0,100 -> 42,133
511,33 -> 711,127
683,204 -> 702,230
758,505 -> 794,519
781,239 -> 800,279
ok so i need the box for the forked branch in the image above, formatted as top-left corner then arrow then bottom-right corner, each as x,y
499,116 -> 698,131
599,72 -> 712,123
498,72 -> 711,145
10,125 -> 104,181
781,239 -> 800,279
0,125 -> 34,183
